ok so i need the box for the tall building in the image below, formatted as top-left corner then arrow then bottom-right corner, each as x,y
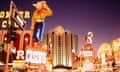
43,25 -> 78,69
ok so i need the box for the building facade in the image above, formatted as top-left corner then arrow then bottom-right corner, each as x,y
42,26 -> 78,69
0,30 -> 33,51
0,26 -> 78,71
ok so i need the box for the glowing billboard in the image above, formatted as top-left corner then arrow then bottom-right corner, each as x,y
83,51 -> 93,57
26,50 -> 47,64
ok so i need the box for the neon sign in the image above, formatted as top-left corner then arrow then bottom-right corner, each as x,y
0,11 -> 30,29
26,50 -> 47,64
83,51 -> 93,57
16,50 -> 24,60
0,11 -> 30,19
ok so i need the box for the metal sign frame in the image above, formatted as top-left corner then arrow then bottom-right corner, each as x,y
9,1 -> 26,30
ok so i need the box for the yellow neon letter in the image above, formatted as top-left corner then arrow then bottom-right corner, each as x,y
19,11 -> 24,18
2,20 -> 7,28
5,11 -> 9,18
14,22 -> 19,28
24,11 -> 30,19
0,11 -> 5,18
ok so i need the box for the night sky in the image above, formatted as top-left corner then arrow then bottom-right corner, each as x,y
0,0 -> 120,53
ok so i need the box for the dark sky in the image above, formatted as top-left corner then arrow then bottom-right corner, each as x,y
0,0 -> 120,52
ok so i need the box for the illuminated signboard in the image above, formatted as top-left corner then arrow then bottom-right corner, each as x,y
26,50 -> 47,64
0,11 -> 30,29
9,1 -> 26,30
83,51 -> 93,57
13,60 -> 26,69
0,1 -> 30,30
83,62 -> 94,71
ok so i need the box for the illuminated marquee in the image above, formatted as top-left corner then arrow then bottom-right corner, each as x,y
83,51 -> 93,57
83,62 -> 94,71
0,11 -> 30,19
0,11 -> 30,29
26,50 -> 47,64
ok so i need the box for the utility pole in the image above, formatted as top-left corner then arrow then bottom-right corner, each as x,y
4,1 -> 12,71
4,43 -> 11,72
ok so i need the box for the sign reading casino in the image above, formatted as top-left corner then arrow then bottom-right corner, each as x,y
26,50 -> 47,64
